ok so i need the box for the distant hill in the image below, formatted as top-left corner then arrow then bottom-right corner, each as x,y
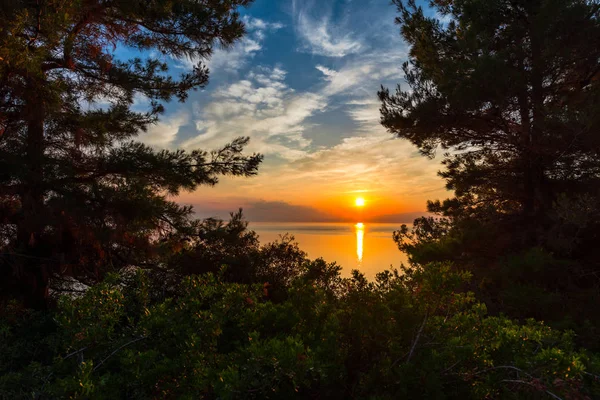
367,212 -> 433,224
190,199 -> 430,224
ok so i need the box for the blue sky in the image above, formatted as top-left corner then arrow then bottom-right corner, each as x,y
137,0 -> 449,222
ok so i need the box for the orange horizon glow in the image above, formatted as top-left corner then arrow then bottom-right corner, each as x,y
318,194 -> 427,220
315,193 -> 422,221
176,191 -> 430,222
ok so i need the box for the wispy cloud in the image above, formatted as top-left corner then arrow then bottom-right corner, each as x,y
179,2 -> 426,205
315,50 -> 405,97
244,17 -> 284,32
246,134 -> 445,207
171,1 -> 449,218
293,0 -> 363,57
138,112 -> 189,148
177,16 -> 283,73
345,97 -> 387,134
182,66 -> 326,160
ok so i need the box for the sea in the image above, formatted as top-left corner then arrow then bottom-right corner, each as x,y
249,222 -> 409,280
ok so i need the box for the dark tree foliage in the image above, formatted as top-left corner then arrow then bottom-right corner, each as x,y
380,0 -> 600,237
166,210 -> 309,302
0,0 -> 262,309
381,0 -> 600,341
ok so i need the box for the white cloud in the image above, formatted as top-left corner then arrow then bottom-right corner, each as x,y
218,130 -> 445,211
178,60 -> 443,203
138,112 -> 189,148
312,36 -> 407,97
315,65 -> 337,77
294,3 -> 363,58
173,5 -> 447,212
345,97 -> 387,134
205,38 -> 262,72
181,66 -> 326,160
244,16 -> 284,31
315,58 -> 404,97
181,36 -> 406,166
319,64 -> 374,95
177,16 -> 283,73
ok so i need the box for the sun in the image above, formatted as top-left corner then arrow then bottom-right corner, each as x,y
355,197 -> 366,207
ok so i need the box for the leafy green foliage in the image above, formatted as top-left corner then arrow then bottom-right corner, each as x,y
1,260 -> 598,399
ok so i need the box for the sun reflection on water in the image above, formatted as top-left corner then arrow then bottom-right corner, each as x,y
355,223 -> 364,263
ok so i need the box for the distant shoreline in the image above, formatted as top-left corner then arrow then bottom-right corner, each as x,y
194,212 -> 433,224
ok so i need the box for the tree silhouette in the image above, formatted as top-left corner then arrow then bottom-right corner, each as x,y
0,0 -> 261,308
380,0 -> 600,240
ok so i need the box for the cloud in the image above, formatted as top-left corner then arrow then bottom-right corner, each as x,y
316,63 -> 390,97
138,112 -> 189,148
303,137 -> 441,192
172,3 -> 449,218
315,65 -> 336,77
177,16 -> 283,73
315,52 -> 405,97
244,17 -> 284,32
227,128 -> 447,212
293,1 -> 363,57
318,64 -> 374,96
242,202 -> 432,223
176,16 -> 437,209
205,38 -> 262,72
345,97 -> 387,134
181,65 -> 326,160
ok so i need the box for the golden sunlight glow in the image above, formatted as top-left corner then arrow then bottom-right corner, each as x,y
355,197 -> 366,207
355,223 -> 364,262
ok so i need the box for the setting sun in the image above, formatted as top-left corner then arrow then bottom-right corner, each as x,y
355,197 -> 366,207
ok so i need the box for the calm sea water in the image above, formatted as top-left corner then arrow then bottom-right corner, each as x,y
249,222 -> 409,279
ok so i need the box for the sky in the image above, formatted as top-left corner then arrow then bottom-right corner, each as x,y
137,0 -> 450,222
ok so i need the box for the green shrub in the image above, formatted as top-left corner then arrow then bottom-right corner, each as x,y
1,263 -> 598,399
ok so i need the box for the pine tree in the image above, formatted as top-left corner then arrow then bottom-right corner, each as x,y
380,0 -> 600,237
0,0 -> 261,308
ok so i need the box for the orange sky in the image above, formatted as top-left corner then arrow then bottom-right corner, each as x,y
141,3 -> 454,223
176,139 -> 450,222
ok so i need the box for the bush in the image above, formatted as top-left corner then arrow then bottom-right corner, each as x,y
1,262 -> 598,399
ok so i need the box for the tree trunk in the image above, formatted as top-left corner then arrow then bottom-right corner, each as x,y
516,10 -> 547,246
516,54 -> 535,219
14,78 -> 49,309
529,21 -> 547,224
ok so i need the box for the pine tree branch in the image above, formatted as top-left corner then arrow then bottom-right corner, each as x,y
63,346 -> 88,360
92,336 -> 147,373
406,312 -> 428,364
500,380 -> 563,400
